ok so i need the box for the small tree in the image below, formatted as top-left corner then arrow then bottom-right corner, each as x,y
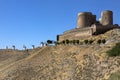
89,40 -> 94,44
84,40 -> 89,44
66,39 -> 69,45
12,45 -> 15,50
97,39 -> 101,44
69,40 -> 73,45
102,39 -> 106,44
56,35 -> 59,41
76,40 -> 79,45
62,40 -> 65,45
23,45 -> 27,50
32,45 -> 35,49
40,42 -> 44,47
80,41 -> 83,45
6,46 -> 8,49
73,40 -> 76,45
47,40 -> 53,44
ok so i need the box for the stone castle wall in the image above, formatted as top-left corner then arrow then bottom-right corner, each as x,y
57,10 -> 118,42
91,24 -> 115,35
59,27 -> 92,42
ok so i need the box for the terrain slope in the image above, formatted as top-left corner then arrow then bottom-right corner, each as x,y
0,29 -> 120,80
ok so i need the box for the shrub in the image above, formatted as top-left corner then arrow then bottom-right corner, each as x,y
89,40 -> 94,44
84,40 -> 88,44
56,42 -> 60,45
80,41 -> 83,45
76,40 -> 79,44
109,71 -> 120,80
66,39 -> 69,44
69,40 -> 73,44
102,39 -> 106,44
107,42 -> 120,57
12,45 -> 15,50
47,40 -> 53,44
62,40 -> 65,45
97,39 -> 101,44
73,40 -> 76,45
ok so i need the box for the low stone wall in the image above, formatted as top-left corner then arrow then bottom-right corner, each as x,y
59,28 -> 92,42
96,25 -> 115,34
64,27 -> 91,34
58,24 -> 118,42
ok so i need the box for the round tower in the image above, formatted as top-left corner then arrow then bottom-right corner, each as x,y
77,12 -> 96,28
101,10 -> 113,26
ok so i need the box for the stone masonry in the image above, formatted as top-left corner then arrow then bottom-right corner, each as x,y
57,10 -> 119,42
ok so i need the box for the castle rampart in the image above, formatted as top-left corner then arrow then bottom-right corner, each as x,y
59,27 -> 92,41
57,10 -> 119,42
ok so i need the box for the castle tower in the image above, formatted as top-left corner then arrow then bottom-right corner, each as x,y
77,12 -> 96,28
100,10 -> 113,26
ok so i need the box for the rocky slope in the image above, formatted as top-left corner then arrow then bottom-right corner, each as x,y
0,29 -> 120,80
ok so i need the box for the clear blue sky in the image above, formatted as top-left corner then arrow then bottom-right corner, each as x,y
0,0 -> 120,49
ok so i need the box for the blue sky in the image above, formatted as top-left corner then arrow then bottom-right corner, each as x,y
0,0 -> 120,49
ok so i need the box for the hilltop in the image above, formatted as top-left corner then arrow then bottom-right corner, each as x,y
0,28 -> 120,80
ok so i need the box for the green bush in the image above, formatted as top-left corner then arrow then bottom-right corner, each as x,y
76,40 -> 79,44
69,40 -> 73,44
73,40 -> 76,45
80,41 -> 83,45
47,40 -> 53,44
56,42 -> 60,45
102,39 -> 106,44
84,40 -> 88,44
62,40 -> 65,45
97,39 -> 101,44
109,71 -> 120,80
66,39 -> 69,44
107,42 -> 120,57
89,40 -> 94,44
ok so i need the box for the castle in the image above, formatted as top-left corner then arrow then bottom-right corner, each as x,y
57,10 -> 119,42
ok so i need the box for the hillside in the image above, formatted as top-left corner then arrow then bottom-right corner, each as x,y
0,29 -> 120,80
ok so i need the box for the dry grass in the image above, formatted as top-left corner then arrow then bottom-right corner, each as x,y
0,29 -> 120,80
